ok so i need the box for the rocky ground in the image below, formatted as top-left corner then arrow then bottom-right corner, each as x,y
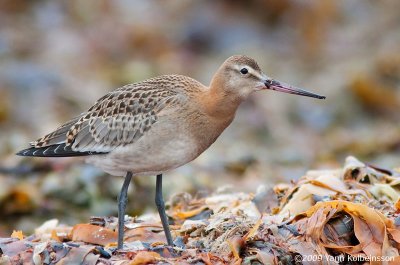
1,157 -> 400,264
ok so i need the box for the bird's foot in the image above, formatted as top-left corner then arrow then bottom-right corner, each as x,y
150,244 -> 181,258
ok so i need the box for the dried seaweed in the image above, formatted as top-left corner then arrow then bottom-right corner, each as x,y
1,157 -> 400,264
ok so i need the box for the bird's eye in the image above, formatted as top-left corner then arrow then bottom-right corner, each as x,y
240,68 -> 248,74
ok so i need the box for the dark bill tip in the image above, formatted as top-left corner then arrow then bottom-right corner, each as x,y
265,79 -> 326,100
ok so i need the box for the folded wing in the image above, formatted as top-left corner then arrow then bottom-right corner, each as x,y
17,81 -> 179,157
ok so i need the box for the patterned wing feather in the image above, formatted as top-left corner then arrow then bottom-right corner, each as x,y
34,80 -> 178,155
68,87 -> 176,153
31,116 -> 82,147
17,75 -> 193,157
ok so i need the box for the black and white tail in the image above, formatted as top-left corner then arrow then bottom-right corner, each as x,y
16,143 -> 102,157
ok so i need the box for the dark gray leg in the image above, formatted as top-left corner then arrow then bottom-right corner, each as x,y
155,174 -> 173,246
117,171 -> 133,250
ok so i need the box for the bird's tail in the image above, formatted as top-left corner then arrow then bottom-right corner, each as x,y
16,143 -> 102,157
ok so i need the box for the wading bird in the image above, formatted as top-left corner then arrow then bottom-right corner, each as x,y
17,55 -> 325,249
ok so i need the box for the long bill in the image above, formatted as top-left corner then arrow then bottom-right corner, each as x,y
264,79 -> 325,99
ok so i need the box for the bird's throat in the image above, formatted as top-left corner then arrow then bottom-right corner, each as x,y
200,86 -> 242,120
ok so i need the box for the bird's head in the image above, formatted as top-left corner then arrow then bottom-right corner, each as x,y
212,55 -> 325,101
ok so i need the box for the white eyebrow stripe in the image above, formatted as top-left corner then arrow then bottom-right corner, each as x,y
235,64 -> 263,80
247,67 -> 263,80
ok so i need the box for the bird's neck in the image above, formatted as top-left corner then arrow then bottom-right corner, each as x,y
201,75 -> 242,119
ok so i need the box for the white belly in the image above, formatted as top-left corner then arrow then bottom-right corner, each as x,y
86,119 -> 202,176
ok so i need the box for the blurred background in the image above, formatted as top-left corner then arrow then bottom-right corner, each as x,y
0,0 -> 399,236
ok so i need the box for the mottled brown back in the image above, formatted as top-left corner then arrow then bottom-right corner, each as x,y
21,75 -> 203,156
